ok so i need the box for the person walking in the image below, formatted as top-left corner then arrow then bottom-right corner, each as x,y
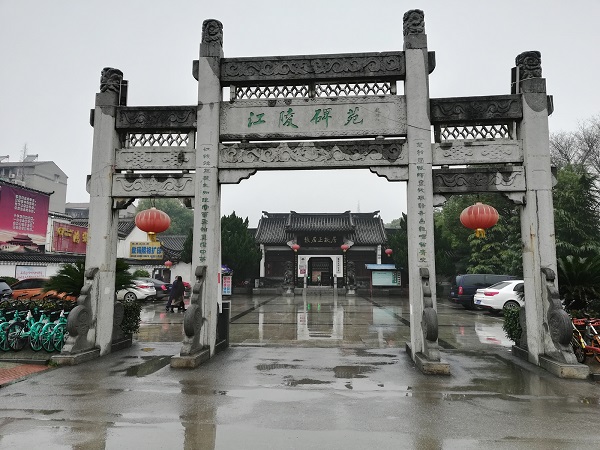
166,276 -> 184,313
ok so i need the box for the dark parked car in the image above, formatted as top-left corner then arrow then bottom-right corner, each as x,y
137,278 -> 171,301
448,274 -> 517,309
0,279 -> 12,299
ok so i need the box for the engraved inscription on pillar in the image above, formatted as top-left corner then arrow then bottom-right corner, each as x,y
415,140 -> 429,263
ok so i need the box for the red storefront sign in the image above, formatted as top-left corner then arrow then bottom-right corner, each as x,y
0,183 -> 50,253
52,223 -> 88,254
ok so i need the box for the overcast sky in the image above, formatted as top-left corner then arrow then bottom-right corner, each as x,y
1,0 -> 599,227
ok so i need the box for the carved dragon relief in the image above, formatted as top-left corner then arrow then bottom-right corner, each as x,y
219,140 -> 406,167
112,175 -> 195,197
221,53 -> 405,81
116,148 -> 194,170
432,141 -> 523,165
117,108 -> 196,130
432,168 -> 526,193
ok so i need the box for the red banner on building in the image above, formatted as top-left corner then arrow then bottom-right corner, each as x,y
52,222 -> 88,254
0,183 -> 50,253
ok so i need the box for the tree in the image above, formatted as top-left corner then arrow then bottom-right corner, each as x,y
179,213 -> 261,283
180,227 -> 193,264
136,199 -> 193,236
221,212 -> 261,283
386,213 -> 408,271
553,164 -> 600,260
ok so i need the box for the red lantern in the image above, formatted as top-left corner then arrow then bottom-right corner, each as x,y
385,248 -> 393,257
341,244 -> 350,252
164,260 -> 173,268
291,244 -> 300,252
135,207 -> 171,241
460,202 -> 499,238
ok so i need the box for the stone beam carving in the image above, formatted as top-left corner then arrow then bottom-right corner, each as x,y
100,67 -> 123,94
116,148 -> 196,171
516,51 -> 542,80
432,140 -> 523,166
430,95 -> 522,124
219,52 -> 406,84
403,9 -> 425,35
62,267 -> 98,355
181,265 -> 208,356
219,139 -> 406,170
112,174 -> 195,197
221,96 -> 406,140
116,106 -> 196,130
218,169 -> 258,184
369,166 -> 409,182
432,167 -> 526,194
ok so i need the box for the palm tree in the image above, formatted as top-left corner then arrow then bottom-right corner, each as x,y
44,259 -> 134,297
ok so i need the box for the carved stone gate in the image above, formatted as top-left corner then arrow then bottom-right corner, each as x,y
58,10 -> 587,377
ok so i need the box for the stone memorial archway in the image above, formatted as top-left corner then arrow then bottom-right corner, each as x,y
56,10 -> 587,378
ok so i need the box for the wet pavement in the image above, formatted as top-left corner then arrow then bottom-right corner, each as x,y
1,293 -> 600,449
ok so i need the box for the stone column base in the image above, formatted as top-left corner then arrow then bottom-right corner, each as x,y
51,348 -> 101,366
170,348 -> 211,369
405,342 -> 450,375
512,345 -> 590,379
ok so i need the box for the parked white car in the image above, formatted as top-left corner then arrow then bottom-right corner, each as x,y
473,280 -> 524,313
116,279 -> 156,302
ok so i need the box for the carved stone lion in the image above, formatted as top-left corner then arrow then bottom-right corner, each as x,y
202,19 -> 223,46
100,67 -> 123,93
403,9 -> 425,36
516,51 -> 542,80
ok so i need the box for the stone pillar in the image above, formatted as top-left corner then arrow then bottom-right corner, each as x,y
87,68 -> 122,355
259,244 -> 265,277
193,20 -> 224,355
403,10 -> 442,367
516,52 -> 572,364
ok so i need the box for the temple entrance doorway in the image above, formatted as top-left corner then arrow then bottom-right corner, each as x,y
308,257 -> 333,287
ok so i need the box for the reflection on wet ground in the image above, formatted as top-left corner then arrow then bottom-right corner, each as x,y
137,292 -> 516,353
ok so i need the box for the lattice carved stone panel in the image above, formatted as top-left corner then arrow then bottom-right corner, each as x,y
437,124 -> 512,140
432,140 -> 523,166
219,139 -> 406,169
115,148 -> 196,171
231,82 -> 395,100
432,167 -> 526,194
125,132 -> 192,147
112,174 -> 195,197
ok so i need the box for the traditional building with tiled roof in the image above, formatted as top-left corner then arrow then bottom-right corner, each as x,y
255,211 -> 391,289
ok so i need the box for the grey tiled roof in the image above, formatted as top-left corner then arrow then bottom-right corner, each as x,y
0,252 -> 84,264
71,218 -> 136,239
255,211 -> 387,245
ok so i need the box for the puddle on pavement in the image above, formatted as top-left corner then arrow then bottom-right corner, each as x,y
111,355 -> 171,377
333,365 -> 375,378
283,377 -> 332,386
256,363 -> 297,371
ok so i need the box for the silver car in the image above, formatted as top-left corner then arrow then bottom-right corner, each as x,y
116,279 -> 157,302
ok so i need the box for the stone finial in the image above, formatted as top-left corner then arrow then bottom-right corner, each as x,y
100,67 -> 123,93
202,19 -> 223,47
516,51 -> 542,80
403,9 -> 425,35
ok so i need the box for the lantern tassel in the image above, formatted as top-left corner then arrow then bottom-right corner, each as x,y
475,228 -> 486,238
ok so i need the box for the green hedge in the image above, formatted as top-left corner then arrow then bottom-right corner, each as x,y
121,299 -> 142,335
503,307 -> 522,345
